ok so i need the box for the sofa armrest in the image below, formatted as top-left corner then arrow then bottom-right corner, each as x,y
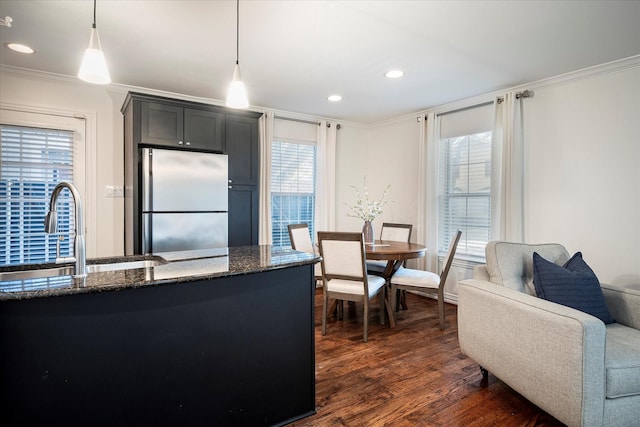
472,264 -> 490,281
602,283 -> 640,329
458,279 -> 606,427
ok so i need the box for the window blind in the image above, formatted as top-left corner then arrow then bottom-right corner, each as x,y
271,140 -> 316,248
1,125 -> 75,265
273,119 -> 318,142
439,102 -> 494,140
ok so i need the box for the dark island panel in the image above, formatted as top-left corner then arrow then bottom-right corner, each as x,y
0,264 -> 316,426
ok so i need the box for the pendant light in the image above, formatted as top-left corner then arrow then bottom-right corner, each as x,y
78,0 -> 111,84
226,0 -> 249,108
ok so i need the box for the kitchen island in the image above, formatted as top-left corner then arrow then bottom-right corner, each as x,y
0,246 -> 319,427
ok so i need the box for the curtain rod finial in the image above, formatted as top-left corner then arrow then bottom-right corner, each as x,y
516,89 -> 534,100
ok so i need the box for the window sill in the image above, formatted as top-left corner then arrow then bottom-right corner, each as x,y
437,253 -> 485,265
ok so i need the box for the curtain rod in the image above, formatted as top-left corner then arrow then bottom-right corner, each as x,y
433,90 -> 533,118
274,115 -> 320,126
437,100 -> 494,117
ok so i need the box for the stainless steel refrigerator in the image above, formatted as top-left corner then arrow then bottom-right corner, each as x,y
141,148 -> 228,254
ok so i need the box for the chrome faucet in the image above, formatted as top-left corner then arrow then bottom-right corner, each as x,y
44,181 -> 87,278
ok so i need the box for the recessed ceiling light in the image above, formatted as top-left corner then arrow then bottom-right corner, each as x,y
6,43 -> 34,54
0,16 -> 13,28
328,95 -> 342,102
385,70 -> 404,79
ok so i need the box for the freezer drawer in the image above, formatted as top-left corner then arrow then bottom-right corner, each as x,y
143,213 -> 228,254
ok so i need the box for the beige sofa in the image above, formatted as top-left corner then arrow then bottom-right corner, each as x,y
458,241 -> 640,427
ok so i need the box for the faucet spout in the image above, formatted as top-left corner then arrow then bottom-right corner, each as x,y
44,181 -> 86,278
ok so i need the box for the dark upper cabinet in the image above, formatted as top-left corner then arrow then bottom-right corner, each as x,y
137,99 -> 223,152
122,92 -> 262,253
140,102 -> 183,147
184,108 -> 224,152
226,115 -> 259,186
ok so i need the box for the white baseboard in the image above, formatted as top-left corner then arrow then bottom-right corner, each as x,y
406,289 -> 459,305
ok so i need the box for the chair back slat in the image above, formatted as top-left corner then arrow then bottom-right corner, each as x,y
380,223 -> 412,243
288,223 -> 315,254
321,240 -> 364,279
317,232 -> 367,283
439,230 -> 463,288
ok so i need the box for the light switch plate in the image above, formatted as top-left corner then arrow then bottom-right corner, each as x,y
105,185 -> 124,198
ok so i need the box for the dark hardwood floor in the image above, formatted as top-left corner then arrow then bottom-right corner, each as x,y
290,289 -> 566,427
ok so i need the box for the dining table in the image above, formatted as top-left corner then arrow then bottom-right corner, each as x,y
365,240 -> 427,328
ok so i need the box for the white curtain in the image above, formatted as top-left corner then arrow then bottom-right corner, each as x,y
258,111 -> 274,245
491,93 -> 525,242
417,112 -> 438,271
315,121 -> 337,235
490,95 -> 507,241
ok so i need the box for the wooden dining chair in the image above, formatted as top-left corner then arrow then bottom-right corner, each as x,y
287,223 -> 322,286
317,231 -> 386,342
366,223 -> 413,275
390,230 -> 462,330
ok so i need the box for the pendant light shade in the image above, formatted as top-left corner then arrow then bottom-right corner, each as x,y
226,0 -> 249,109
78,0 -> 110,84
226,62 -> 249,109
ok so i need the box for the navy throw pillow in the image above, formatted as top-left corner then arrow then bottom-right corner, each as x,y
532,252 -> 614,324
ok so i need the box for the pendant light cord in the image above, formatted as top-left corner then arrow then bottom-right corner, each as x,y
92,0 -> 97,29
235,0 -> 239,65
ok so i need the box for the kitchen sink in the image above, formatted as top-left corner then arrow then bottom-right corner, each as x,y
0,266 -> 76,281
0,259 -> 166,282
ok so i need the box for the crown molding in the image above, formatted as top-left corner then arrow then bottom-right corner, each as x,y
369,110 -> 425,129
522,54 -> 640,92
0,64 -> 355,127
417,55 -> 640,118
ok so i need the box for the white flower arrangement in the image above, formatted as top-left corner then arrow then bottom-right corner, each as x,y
346,178 -> 391,222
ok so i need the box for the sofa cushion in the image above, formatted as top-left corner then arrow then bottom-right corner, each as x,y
485,241 -> 570,295
605,324 -> 640,398
533,252 -> 614,324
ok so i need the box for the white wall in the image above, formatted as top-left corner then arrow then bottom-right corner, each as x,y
335,116 -> 421,238
523,66 -> 640,286
334,123 -> 368,231
0,70 -> 127,258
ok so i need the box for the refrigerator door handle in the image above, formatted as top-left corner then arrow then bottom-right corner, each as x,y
142,214 -> 151,254
142,148 -> 151,211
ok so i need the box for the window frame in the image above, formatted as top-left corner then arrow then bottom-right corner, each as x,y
1,105 -> 95,263
437,130 -> 493,262
270,137 -> 317,249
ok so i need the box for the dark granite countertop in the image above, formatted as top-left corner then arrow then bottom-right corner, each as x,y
0,246 -> 319,301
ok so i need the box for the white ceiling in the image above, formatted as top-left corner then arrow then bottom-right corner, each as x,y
0,0 -> 639,123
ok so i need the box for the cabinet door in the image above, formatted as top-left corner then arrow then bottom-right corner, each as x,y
184,109 -> 224,152
140,102 -> 184,147
226,115 -> 259,186
228,185 -> 258,247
